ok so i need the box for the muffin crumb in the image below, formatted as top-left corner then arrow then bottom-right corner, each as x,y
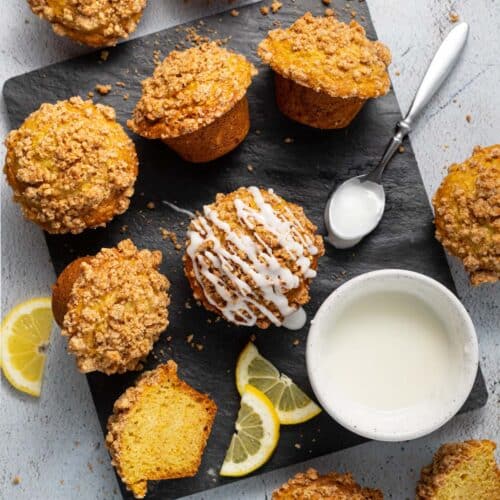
260,6 -> 270,16
95,84 -> 112,95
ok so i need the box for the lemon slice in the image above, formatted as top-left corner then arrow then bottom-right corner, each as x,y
236,342 -> 321,425
220,385 -> 279,477
1,297 -> 53,397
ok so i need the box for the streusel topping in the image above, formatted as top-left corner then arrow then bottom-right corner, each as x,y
128,42 -> 257,139
184,187 -> 325,329
62,239 -> 170,374
258,12 -> 391,99
28,0 -> 147,47
433,145 -> 499,285
4,97 -> 137,234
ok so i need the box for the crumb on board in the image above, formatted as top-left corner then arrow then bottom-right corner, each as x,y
146,201 -> 155,210
247,164 -> 254,172
160,227 -> 182,250
284,137 -> 294,144
186,334 -> 194,344
87,462 -> 93,472
322,0 -> 331,5
166,335 -> 172,342
230,9 -> 239,17
185,301 -> 192,309
324,8 -> 334,17
123,93 -> 129,101
465,114 -> 472,123
153,49 -> 162,66
100,50 -> 109,61
115,81 -> 126,87
271,1 -> 282,13
95,84 -> 111,95
293,339 -> 300,346
351,10 -> 357,18
449,11 -> 460,23
87,91 -> 94,98
395,70 -> 401,76
260,6 -> 270,16
12,476 -> 21,486
398,146 -> 405,153
294,443 -> 302,449
119,225 -> 128,234
195,343 -> 204,351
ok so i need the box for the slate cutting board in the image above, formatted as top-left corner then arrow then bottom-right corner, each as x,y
3,1 -> 488,498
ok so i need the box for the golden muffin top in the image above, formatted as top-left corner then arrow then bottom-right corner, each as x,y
4,97 -> 138,234
62,239 -> 170,374
433,145 -> 500,285
183,186 -> 325,329
273,468 -> 383,500
128,42 -> 257,139
28,0 -> 147,47
258,12 -> 391,99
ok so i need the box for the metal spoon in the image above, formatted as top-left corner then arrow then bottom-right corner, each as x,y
325,22 -> 469,249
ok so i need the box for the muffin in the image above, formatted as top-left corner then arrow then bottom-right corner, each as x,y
52,239 -> 170,374
183,186 -> 324,328
4,97 -> 138,234
106,360 -> 217,499
128,42 -> 257,163
416,440 -> 500,499
27,0 -> 147,47
433,145 -> 500,285
258,12 -> 391,129
273,468 -> 383,499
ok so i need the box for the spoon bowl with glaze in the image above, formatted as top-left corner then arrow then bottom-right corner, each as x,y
325,22 -> 469,249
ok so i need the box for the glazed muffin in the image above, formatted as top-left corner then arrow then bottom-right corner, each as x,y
416,440 -> 500,499
52,239 -> 170,374
183,186 -> 324,329
433,145 -> 500,285
273,468 -> 383,499
258,12 -> 391,129
106,360 -> 217,499
128,42 -> 257,163
4,97 -> 138,234
27,0 -> 147,47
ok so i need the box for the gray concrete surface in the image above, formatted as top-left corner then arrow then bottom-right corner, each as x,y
1,1 -> 498,499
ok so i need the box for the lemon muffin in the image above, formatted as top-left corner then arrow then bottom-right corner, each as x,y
4,97 -> 138,234
183,186 -> 324,329
258,12 -> 391,129
273,468 -> 383,499
27,0 -> 147,47
433,145 -> 500,285
416,440 -> 500,499
52,239 -> 170,374
106,360 -> 217,498
128,42 -> 257,163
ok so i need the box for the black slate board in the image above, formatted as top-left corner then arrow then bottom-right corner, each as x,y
3,2 -> 488,499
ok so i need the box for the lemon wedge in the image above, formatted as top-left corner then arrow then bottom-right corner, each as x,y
236,342 -> 321,425
1,297 -> 53,397
220,385 -> 279,477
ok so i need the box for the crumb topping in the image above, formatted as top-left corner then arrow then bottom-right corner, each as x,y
128,42 -> 257,139
273,468 -> 383,499
433,145 -> 500,285
28,0 -> 147,47
258,12 -> 391,99
183,187 -> 324,329
62,239 -> 170,374
4,97 -> 138,234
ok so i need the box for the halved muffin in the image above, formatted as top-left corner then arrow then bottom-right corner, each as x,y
27,0 -> 147,47
4,97 -> 138,234
416,440 -> 500,499
258,12 -> 391,129
183,186 -> 324,328
128,42 -> 257,163
106,361 -> 217,498
53,239 -> 170,374
273,468 -> 383,499
433,145 -> 500,285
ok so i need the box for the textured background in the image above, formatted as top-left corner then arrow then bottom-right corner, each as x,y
1,1 -> 498,499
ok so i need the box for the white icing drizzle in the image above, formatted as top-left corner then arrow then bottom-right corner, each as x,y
187,187 -> 318,327
162,200 -> 195,218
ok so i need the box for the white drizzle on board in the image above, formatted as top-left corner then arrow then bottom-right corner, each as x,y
186,187 -> 318,327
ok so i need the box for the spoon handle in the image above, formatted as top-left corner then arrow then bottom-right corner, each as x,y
364,22 -> 469,183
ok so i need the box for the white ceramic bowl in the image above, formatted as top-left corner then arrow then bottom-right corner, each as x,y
306,269 -> 478,441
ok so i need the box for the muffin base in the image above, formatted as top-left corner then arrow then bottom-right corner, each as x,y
164,96 -> 250,163
274,74 -> 365,129
52,257 -> 91,327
